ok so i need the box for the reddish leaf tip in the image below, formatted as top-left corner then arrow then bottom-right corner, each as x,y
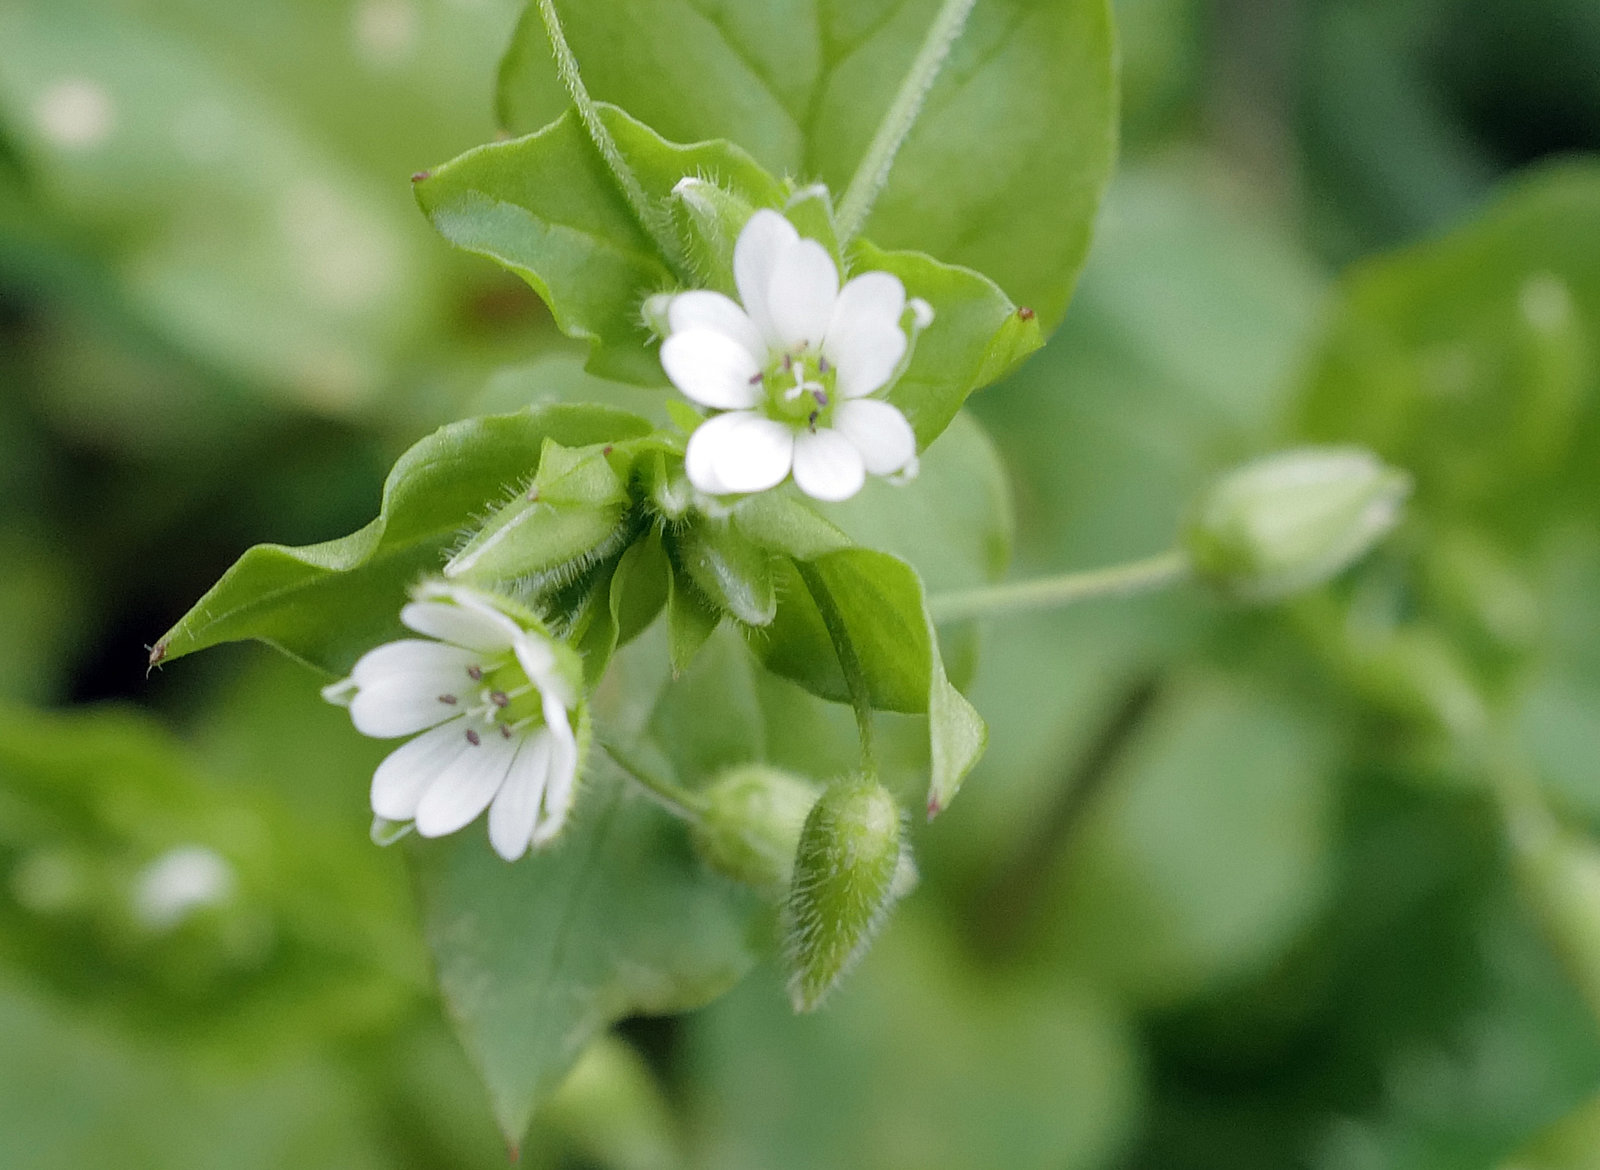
410,170 -> 431,183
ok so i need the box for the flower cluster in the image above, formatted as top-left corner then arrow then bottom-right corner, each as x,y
323,583 -> 583,861
658,210 -> 929,503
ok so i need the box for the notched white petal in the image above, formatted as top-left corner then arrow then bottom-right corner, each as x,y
734,209 -> 798,347
661,329 -> 764,410
767,237 -> 839,353
668,289 -> 767,362
350,639 -> 479,688
371,719 -> 470,821
685,411 -> 794,496
350,673 -> 466,738
413,728 -> 519,838
400,601 -> 516,655
832,398 -> 917,476
792,428 -> 867,502
488,733 -> 552,861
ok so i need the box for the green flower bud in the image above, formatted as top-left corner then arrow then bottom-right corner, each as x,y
446,439 -> 631,586
784,777 -> 908,1012
670,176 -> 756,294
1186,447 -> 1411,603
690,765 -> 820,892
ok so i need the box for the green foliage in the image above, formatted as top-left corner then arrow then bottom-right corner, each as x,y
497,0 -> 1118,331
154,405 -> 652,675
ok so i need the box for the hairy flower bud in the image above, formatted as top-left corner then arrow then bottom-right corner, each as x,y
783,777 -> 908,1012
690,764 -> 819,892
670,176 -> 756,294
1186,447 -> 1411,602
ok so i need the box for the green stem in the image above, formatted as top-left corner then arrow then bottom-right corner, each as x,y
601,738 -> 706,823
535,0 -> 687,276
796,562 -> 877,773
835,0 -> 978,244
927,550 -> 1192,623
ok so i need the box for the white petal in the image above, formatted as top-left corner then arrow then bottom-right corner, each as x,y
684,411 -> 794,495
734,209 -> 799,348
349,658 -> 474,738
832,398 -> 917,475
767,237 -> 839,353
532,700 -> 579,846
487,732 -> 553,861
350,639 -> 479,688
668,290 -> 767,363
511,632 -> 572,708
370,719 -> 471,821
413,727 -> 519,838
400,601 -> 516,655
661,328 -> 764,410
791,428 -> 867,502
823,272 -> 908,399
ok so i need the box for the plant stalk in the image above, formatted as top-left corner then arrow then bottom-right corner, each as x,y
835,0 -> 978,243
927,550 -> 1192,623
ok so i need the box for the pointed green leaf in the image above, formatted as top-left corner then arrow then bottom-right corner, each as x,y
497,0 -> 1117,332
414,104 -> 785,383
154,405 -> 653,676
671,518 -> 778,628
666,561 -> 722,676
411,770 -> 763,1147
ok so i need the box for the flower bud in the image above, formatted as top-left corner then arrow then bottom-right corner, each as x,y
670,177 -> 756,294
446,439 -> 631,585
690,765 -> 820,892
1185,447 -> 1411,603
783,777 -> 907,1012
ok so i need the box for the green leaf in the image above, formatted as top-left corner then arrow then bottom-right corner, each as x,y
410,769 -> 763,1147
155,404 -> 653,676
609,529 -> 671,647
666,561 -> 722,676
753,548 -> 985,812
415,104 -> 785,383
497,0 -> 1118,332
855,240 -> 1042,446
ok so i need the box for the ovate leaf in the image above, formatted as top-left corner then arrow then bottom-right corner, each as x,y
415,105 -> 784,383
497,0 -> 1118,331
411,767 -> 763,1148
155,404 -> 653,675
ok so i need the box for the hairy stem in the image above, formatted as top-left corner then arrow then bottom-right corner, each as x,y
796,562 -> 877,772
601,738 -> 706,823
836,0 -> 979,243
927,550 -> 1192,623
535,0 -> 687,275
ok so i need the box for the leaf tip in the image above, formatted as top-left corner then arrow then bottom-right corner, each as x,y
145,640 -> 167,677
925,794 -> 942,822
1017,305 -> 1035,321
411,170 -> 431,183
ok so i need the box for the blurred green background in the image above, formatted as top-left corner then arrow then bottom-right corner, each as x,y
3,0 -> 1600,1167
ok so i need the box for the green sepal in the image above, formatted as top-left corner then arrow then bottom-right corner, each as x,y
666,563 -> 720,677
670,517 -> 778,628
670,177 -> 757,296
730,492 -> 853,561
608,529 -> 671,648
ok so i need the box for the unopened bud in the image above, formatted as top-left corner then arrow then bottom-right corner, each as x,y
671,177 -> 756,294
1186,447 -> 1410,603
691,765 -> 819,891
783,777 -> 907,1012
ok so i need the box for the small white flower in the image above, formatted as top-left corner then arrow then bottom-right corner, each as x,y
323,583 -> 583,862
658,209 -> 930,503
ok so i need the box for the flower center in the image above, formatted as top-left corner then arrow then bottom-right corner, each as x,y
439,656 -> 547,742
760,352 -> 837,432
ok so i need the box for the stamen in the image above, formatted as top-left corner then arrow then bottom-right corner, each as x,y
748,371 -> 763,385
818,357 -> 830,374
783,353 -> 792,372
814,388 -> 829,407
500,724 -> 513,739
807,411 -> 819,433
465,729 -> 481,746
438,694 -> 458,705
490,691 -> 510,708
467,665 -> 483,681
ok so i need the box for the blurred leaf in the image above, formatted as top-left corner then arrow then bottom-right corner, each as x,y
497,0 -> 1118,332
684,906 -> 1139,1170
155,405 -> 653,675
410,768 -> 763,1147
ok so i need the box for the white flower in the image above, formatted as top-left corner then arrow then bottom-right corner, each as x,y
322,583 -> 583,862
658,209 -> 930,503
